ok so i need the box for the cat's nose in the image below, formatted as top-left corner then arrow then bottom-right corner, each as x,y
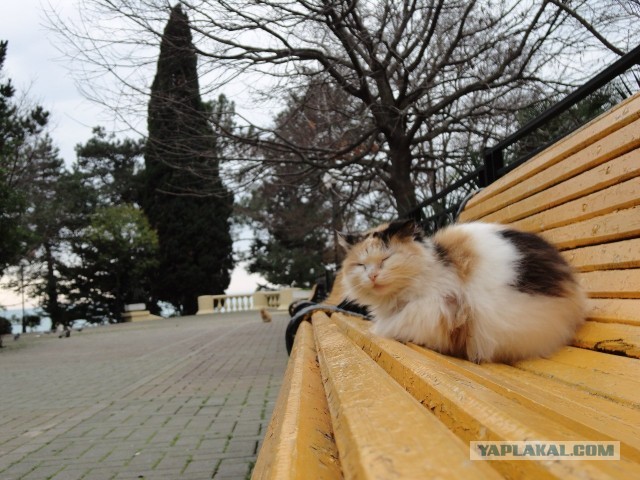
369,272 -> 378,282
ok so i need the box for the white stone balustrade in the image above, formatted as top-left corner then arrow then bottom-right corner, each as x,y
196,288 -> 309,315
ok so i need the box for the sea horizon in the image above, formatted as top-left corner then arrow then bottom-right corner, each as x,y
2,308 -> 53,334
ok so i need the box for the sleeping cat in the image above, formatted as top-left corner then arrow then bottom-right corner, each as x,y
337,219 -> 586,363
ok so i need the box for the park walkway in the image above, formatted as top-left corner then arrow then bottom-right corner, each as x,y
0,311 -> 290,480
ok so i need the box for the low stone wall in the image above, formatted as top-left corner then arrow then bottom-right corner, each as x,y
121,310 -> 163,322
196,288 -> 308,315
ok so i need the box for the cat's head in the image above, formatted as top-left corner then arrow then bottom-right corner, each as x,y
338,219 -> 426,303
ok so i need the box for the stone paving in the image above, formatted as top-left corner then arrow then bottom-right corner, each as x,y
0,311 -> 290,480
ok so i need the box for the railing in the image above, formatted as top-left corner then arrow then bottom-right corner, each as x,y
404,43 -> 640,234
196,288 -> 310,315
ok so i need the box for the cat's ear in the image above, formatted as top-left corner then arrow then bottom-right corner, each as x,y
337,231 -> 361,251
385,219 -> 424,241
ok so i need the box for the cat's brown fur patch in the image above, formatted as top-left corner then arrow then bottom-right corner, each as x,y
499,229 -> 575,297
439,295 -> 471,358
433,228 -> 479,282
448,323 -> 469,358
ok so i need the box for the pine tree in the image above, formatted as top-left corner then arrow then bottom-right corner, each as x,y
244,176 -> 331,288
0,40 -> 49,275
61,205 -> 159,324
18,135 -> 69,330
143,4 -> 233,315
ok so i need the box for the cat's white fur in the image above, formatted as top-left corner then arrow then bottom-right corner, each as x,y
339,221 -> 586,363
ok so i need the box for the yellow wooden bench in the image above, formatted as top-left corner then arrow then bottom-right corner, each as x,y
252,92 -> 640,479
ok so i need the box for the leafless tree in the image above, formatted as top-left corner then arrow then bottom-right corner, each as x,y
51,0 -> 637,215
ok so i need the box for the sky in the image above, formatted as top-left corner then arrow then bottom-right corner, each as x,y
0,0 -> 266,310
1,0 -> 106,163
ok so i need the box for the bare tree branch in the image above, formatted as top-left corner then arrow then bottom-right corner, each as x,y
48,0 -> 636,215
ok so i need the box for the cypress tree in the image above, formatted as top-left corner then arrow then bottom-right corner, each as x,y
143,4 -> 234,315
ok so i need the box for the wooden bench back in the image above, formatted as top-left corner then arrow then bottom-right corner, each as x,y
459,91 -> 640,357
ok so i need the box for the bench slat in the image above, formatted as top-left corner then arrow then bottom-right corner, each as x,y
515,357 -> 640,408
511,177 -> 639,234
312,312 -> 501,480
481,151 -> 639,226
540,205 -> 640,250
404,345 -> 640,462
461,116 -> 640,221
546,347 -> 640,384
588,298 -> 640,325
580,269 -> 640,299
333,313 -> 639,478
253,321 -> 341,479
464,92 -> 640,212
564,239 -> 640,272
573,320 -> 640,359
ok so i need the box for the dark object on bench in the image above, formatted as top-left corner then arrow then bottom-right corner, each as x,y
285,301 -> 369,355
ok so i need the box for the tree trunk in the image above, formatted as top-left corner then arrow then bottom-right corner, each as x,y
386,140 -> 418,217
43,242 -> 63,330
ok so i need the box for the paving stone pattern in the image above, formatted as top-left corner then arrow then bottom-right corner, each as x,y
0,312 -> 290,480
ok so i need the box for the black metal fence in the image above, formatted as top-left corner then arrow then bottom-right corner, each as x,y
405,43 -> 640,234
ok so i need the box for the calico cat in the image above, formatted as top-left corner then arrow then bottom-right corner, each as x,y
337,220 -> 586,363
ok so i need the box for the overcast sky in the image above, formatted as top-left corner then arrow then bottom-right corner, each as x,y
0,0 -> 265,310
1,0 -> 113,163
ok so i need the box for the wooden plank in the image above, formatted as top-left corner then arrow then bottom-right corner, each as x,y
540,205 -> 640,250
511,178 -> 640,233
311,312 -> 501,480
515,354 -> 640,407
580,269 -> 640,299
482,151 -> 640,225
409,343 -> 640,463
460,117 -> 640,221
573,320 -> 640,359
588,298 -> 640,326
564,239 -> 640,272
333,313 -> 639,478
465,92 -> 640,210
548,347 -> 640,384
252,321 -> 341,480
